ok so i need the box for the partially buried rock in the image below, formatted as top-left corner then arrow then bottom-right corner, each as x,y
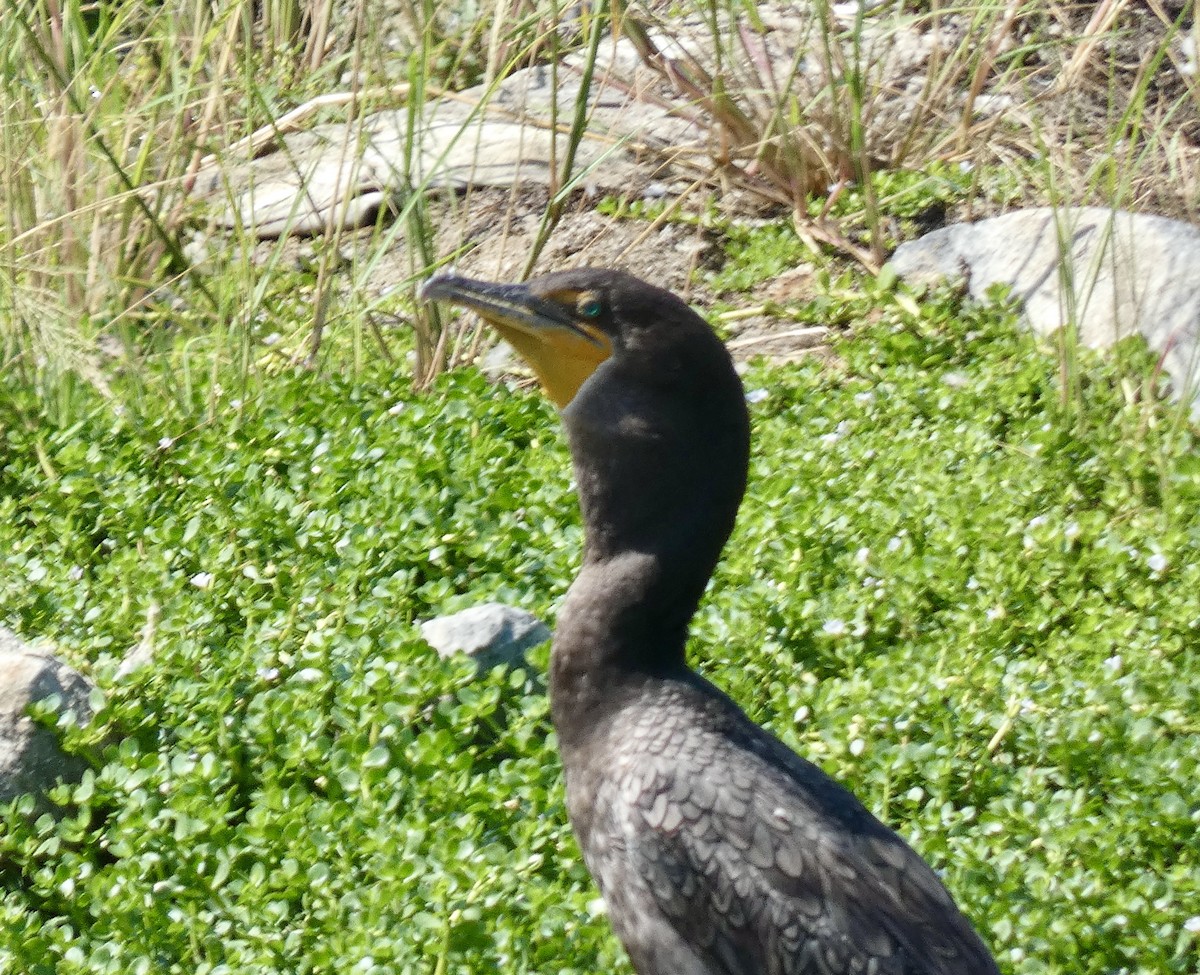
890,207 -> 1200,414
0,627 -> 98,814
420,603 -> 550,669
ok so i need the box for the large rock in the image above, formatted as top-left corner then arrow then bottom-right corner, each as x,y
192,5 -> 963,237
0,627 -> 97,813
191,36 -> 691,237
420,603 -> 550,669
891,208 -> 1200,413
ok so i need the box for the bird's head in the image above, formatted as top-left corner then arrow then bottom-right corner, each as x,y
419,267 -> 723,410
421,266 -> 749,604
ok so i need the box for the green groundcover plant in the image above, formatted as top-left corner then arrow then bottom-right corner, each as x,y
1,288 -> 1198,974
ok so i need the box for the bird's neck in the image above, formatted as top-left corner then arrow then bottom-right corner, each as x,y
548,549 -> 710,751
548,376 -> 748,738
555,550 -> 695,673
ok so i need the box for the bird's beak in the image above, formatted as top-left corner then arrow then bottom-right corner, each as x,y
420,273 -> 612,408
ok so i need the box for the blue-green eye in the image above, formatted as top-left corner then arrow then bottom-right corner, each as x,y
578,296 -> 603,319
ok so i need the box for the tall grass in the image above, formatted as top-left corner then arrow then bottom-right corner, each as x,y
0,0 -> 603,415
0,0 -> 345,417
1,0 -> 1196,415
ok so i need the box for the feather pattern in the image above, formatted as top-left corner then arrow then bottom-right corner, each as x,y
563,674 -> 999,975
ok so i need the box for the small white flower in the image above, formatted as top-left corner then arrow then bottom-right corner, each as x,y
854,391 -> 875,406
190,572 -> 213,590
887,536 -> 903,553
312,441 -> 330,459
1087,729 -> 1103,744
158,436 -> 174,450
26,562 -> 47,583
1147,552 -> 1168,573
231,399 -> 243,410
387,401 -> 407,416
1064,521 -> 1081,540
295,667 -> 324,683
986,606 -> 1004,621
906,786 -> 925,803
262,332 -> 282,346
855,547 -> 870,564
1027,515 -> 1047,530
794,705 -> 811,724
745,388 -> 769,404
966,576 -> 979,591
849,738 -> 865,757
257,667 -> 280,682
819,432 -> 840,447
1104,654 -> 1123,673
68,565 -> 84,581
822,618 -> 847,637
1184,915 -> 1200,933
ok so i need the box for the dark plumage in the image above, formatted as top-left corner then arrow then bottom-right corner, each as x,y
421,268 -> 1000,975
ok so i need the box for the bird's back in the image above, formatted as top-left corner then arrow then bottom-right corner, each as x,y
561,672 -> 999,975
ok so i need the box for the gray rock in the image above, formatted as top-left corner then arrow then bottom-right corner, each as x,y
192,5 -> 963,238
193,36 -> 680,237
891,207 -> 1200,413
0,628 -> 98,812
420,603 -> 550,668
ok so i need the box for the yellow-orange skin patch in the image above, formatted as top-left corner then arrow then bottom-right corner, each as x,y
485,317 -> 611,409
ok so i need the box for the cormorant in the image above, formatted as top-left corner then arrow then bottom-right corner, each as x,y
421,268 -> 1000,975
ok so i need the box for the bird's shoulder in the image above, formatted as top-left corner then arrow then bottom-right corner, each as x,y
569,674 -> 997,975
